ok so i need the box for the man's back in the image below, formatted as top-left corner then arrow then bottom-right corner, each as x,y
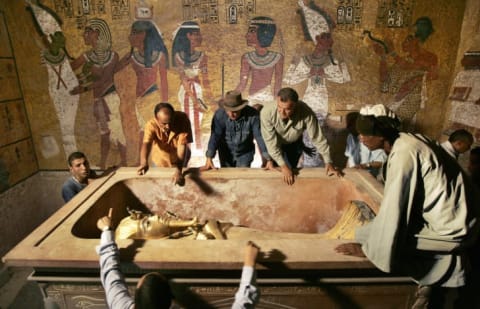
356,132 -> 479,286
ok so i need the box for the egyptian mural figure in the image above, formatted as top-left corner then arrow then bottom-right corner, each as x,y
370,17 -> 438,131
234,16 -> 284,106
70,18 -> 127,169
25,1 -> 80,160
284,0 -> 350,167
116,19 -> 169,152
115,209 -> 228,240
172,21 -> 213,156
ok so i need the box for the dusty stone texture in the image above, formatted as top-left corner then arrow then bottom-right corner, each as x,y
0,171 -> 68,258
0,0 -> 472,170
4,168 -> 384,270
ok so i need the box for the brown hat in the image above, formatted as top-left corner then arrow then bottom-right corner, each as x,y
220,91 -> 249,112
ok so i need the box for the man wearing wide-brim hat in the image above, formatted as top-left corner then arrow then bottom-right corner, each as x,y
201,90 -> 273,170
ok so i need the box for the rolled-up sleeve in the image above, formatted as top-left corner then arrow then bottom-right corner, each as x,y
232,266 -> 259,309
260,107 -> 285,166
142,120 -> 156,143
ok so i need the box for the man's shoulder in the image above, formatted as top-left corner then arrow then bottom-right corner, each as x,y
393,133 -> 436,157
260,101 -> 277,114
242,105 -> 259,117
173,111 -> 192,131
144,118 -> 158,129
297,100 -> 314,114
174,111 -> 190,123
214,108 -> 228,117
174,110 -> 188,117
62,177 -> 76,187
62,177 -> 83,194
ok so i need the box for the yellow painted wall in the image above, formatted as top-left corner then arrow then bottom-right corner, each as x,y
0,0 -> 472,174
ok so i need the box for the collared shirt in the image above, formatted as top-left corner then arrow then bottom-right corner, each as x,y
355,133 -> 479,287
441,140 -> 459,160
61,170 -> 96,203
143,111 -> 193,167
260,100 -> 332,166
206,106 -> 270,161
62,177 -> 87,203
345,133 -> 387,175
96,231 -> 259,308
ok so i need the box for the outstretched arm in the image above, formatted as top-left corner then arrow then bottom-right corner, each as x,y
232,241 -> 261,309
96,208 -> 135,309
172,143 -> 187,185
138,142 -> 152,175
115,48 -> 132,73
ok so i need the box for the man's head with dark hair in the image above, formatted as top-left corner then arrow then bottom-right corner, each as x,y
277,87 -> 299,103
276,88 -> 298,120
449,129 -> 474,154
355,105 -> 401,153
154,103 -> 175,132
67,151 -> 91,183
134,272 -> 173,309
154,102 -> 175,117
68,151 -> 87,167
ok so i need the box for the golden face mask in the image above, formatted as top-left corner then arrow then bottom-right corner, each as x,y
115,211 -> 198,240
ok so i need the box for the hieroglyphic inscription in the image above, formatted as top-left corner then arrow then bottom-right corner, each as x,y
225,0 -> 256,24
376,0 -> 415,28
183,0 -> 219,24
336,0 -> 363,31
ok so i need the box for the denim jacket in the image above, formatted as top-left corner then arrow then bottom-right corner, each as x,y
206,106 -> 270,162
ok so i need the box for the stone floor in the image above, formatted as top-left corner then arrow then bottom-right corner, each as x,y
0,266 -> 43,309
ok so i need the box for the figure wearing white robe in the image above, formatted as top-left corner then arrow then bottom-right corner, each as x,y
356,133 -> 479,287
283,56 -> 350,122
284,56 -> 350,167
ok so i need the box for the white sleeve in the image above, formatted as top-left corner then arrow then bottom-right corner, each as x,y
232,266 -> 259,309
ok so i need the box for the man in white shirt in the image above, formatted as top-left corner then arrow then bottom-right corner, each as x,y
441,129 -> 473,160
344,112 -> 387,177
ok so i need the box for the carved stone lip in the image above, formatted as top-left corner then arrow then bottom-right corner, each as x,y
3,167 -> 384,271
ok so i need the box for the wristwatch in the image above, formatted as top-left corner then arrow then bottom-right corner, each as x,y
102,226 -> 111,232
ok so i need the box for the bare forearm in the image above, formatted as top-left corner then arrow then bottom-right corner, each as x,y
140,143 -> 151,165
177,144 -> 187,170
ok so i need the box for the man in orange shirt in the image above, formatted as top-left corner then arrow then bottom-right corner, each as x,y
137,103 -> 193,185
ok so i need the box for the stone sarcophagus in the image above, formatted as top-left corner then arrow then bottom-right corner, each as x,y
3,167 -> 416,308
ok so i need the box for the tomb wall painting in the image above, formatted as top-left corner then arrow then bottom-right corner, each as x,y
0,0 -> 469,171
0,11 -> 38,193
